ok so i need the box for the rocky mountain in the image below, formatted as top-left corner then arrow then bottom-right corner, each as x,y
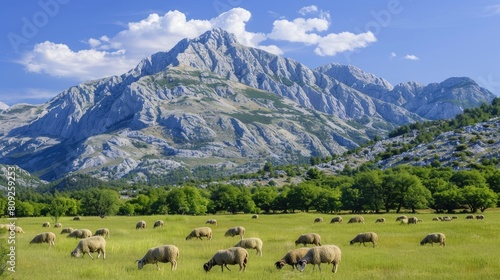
0,102 -> 9,111
0,28 -> 496,181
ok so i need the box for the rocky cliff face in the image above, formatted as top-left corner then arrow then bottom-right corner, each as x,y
0,29 -> 495,181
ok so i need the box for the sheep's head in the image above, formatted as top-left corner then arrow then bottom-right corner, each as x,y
203,262 -> 212,272
296,260 -> 307,272
350,240 -> 355,245
185,234 -> 192,240
420,240 -> 426,246
274,260 -> 286,269
71,249 -> 81,258
136,259 -> 145,269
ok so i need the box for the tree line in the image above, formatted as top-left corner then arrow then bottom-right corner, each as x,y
1,164 -> 498,221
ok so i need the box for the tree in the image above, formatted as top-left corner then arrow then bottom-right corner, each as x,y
460,186 -> 498,213
313,187 -> 342,213
450,170 -> 488,189
287,183 -> 318,212
352,170 -> 384,213
252,186 -> 278,214
48,196 -> 79,223
432,184 -> 463,213
79,188 -> 120,217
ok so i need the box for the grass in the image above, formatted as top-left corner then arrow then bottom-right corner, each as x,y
2,211 -> 500,280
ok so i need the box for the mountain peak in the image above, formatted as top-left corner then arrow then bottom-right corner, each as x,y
0,101 -> 9,111
195,28 -> 239,46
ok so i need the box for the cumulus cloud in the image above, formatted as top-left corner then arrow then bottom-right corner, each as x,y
404,54 -> 419,61
298,5 -> 318,15
21,8 -> 280,80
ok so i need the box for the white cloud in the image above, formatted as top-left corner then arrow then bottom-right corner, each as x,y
21,8 -> 279,81
298,5 -> 318,15
268,18 -> 329,44
390,52 -> 397,59
314,32 -> 377,56
404,54 -> 419,61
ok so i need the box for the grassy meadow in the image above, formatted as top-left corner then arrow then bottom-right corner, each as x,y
2,211 -> 500,280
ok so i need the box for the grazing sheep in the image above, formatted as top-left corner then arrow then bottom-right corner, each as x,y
205,219 -> 217,226
94,228 -> 110,238
395,215 -> 407,222
0,224 -> 9,230
375,218 -> 386,223
476,215 -> 484,220
252,214 -> 259,219
203,247 -> 248,272
71,236 -> 106,260
186,227 -> 212,240
73,216 -> 81,221
30,232 -> 56,247
42,222 -> 50,228
314,217 -> 323,223
234,238 -> 263,256
7,225 -> 24,233
465,215 -> 474,220
136,220 -> 146,230
432,217 -> 440,221
136,245 -> 179,270
442,217 -> 452,222
153,220 -> 164,228
295,233 -> 321,247
224,226 -> 245,239
297,245 -> 342,273
67,229 -> 92,239
400,218 -> 409,224
417,219 -> 424,222
452,216 -> 458,219
407,217 -> 418,224
420,233 -> 446,246
350,232 -> 378,248
347,216 -> 365,223
60,227 -> 74,234
330,216 -> 343,224
54,223 -> 62,228
274,248 -> 310,270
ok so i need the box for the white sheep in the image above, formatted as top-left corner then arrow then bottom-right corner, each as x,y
203,247 -> 248,272
407,217 -> 418,224
136,220 -> 146,230
73,216 -> 81,221
465,215 -> 474,220
314,217 -> 323,223
30,232 -> 56,247
8,225 -> 24,233
297,245 -> 342,273
224,226 -> 245,239
295,233 -> 321,247
54,223 -> 62,228
476,215 -> 484,220
375,218 -> 386,223
395,215 -> 407,222
347,216 -> 365,223
42,222 -> 50,227
205,219 -> 217,226
330,216 -> 343,224
251,214 -> 259,219
350,232 -> 378,248
67,229 -> 92,239
420,233 -> 446,246
234,237 -> 263,256
185,227 -> 212,240
71,236 -> 106,260
136,245 -> 179,270
153,220 -> 164,228
274,247 -> 310,270
60,227 -> 74,234
94,228 -> 110,238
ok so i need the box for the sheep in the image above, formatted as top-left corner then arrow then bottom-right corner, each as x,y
8,225 -> 24,233
347,216 -> 365,223
476,215 -> 485,220
42,222 -> 50,227
224,226 -> 245,239
136,245 -> 179,270
94,228 -> 110,238
330,216 -> 343,224
30,232 -> 56,247
252,214 -> 259,219
67,229 -> 92,239
395,215 -> 407,222
375,218 -> 386,223
314,217 -> 323,223
186,227 -> 212,240
274,247 -> 310,270
136,220 -> 146,230
234,237 -> 263,256
442,216 -> 452,222
71,236 -> 106,260
73,216 -> 81,221
205,219 -> 217,226
407,217 -> 418,224
452,216 -> 458,219
295,233 -> 321,247
350,232 -> 378,248
297,245 -> 342,273
54,223 -> 62,228
465,215 -> 474,220
420,233 -> 446,246
417,219 -> 424,222
153,220 -> 164,228
203,247 -> 248,272
60,227 -> 74,234
432,217 -> 440,221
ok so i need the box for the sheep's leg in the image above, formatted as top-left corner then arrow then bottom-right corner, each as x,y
156,262 -> 160,270
332,262 -> 338,273
87,252 -> 94,260
317,264 -> 322,272
171,260 -> 177,271
224,264 -> 231,271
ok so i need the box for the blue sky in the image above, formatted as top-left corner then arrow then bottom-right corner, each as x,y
1,0 -> 499,106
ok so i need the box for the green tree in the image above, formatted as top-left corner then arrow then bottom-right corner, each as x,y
313,187 -> 342,213
353,170 -> 384,213
79,188 -> 120,217
48,196 -> 79,223
450,170 -> 488,188
287,182 -> 318,212
432,184 -> 463,213
16,201 -> 35,217
251,186 -> 278,214
460,186 -> 498,213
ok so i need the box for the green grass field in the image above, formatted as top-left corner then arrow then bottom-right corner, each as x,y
2,211 -> 500,280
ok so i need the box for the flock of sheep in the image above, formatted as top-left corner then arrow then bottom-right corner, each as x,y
17,213 -> 485,274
